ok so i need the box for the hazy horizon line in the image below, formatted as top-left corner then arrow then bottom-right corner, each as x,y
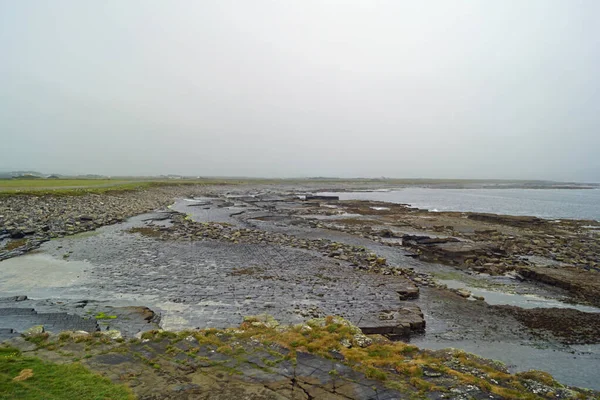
1,169 -> 598,185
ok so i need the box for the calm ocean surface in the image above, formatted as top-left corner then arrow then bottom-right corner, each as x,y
318,188 -> 600,221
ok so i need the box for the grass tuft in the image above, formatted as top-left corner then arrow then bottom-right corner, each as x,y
2,239 -> 27,251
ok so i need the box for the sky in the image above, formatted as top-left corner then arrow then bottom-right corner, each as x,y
1,1 -> 599,181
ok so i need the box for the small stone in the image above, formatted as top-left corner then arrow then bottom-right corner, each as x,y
102,330 -> 122,340
423,370 -> 442,378
243,314 -> 279,329
172,383 -> 200,392
352,333 -> 373,348
23,325 -> 44,336
184,335 -> 198,343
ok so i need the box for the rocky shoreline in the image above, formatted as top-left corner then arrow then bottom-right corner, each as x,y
2,186 -> 599,340
1,184 -> 600,396
291,198 -> 600,307
0,186 -> 208,261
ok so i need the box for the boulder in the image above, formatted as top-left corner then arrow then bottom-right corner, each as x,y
102,330 -> 122,340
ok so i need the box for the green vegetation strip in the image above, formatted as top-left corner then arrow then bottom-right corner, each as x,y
137,316 -> 580,399
0,179 -> 239,196
0,179 -> 132,188
95,312 -> 117,320
2,317 -> 591,399
0,346 -> 133,400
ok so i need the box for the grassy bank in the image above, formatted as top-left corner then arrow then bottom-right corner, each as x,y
0,346 -> 133,400
1,317 -> 593,399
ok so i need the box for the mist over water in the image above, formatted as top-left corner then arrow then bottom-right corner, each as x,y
320,188 -> 600,221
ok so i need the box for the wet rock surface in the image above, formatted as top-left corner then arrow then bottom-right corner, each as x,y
517,265 -> 600,307
493,305 -> 600,345
0,296 -> 161,340
0,306 -> 98,340
41,219 -> 423,336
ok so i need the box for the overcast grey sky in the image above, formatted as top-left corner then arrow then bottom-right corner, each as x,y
1,1 -> 599,181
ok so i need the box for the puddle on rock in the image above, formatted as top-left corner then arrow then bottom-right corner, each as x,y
0,253 -> 90,297
439,279 -> 600,313
171,197 -> 246,226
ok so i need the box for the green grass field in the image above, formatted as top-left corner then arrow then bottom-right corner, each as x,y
0,179 -> 131,188
0,346 -> 133,400
0,178 -> 236,196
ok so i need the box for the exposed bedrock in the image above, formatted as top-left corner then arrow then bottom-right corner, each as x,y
467,213 -> 544,228
517,266 -> 600,307
493,305 -> 600,344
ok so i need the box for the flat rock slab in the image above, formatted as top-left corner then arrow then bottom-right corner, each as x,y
89,345 -> 402,400
467,213 -> 543,227
0,306 -> 98,339
0,297 -> 160,339
518,265 -> 600,308
387,282 -> 419,300
358,306 -> 425,337
403,237 -> 503,265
